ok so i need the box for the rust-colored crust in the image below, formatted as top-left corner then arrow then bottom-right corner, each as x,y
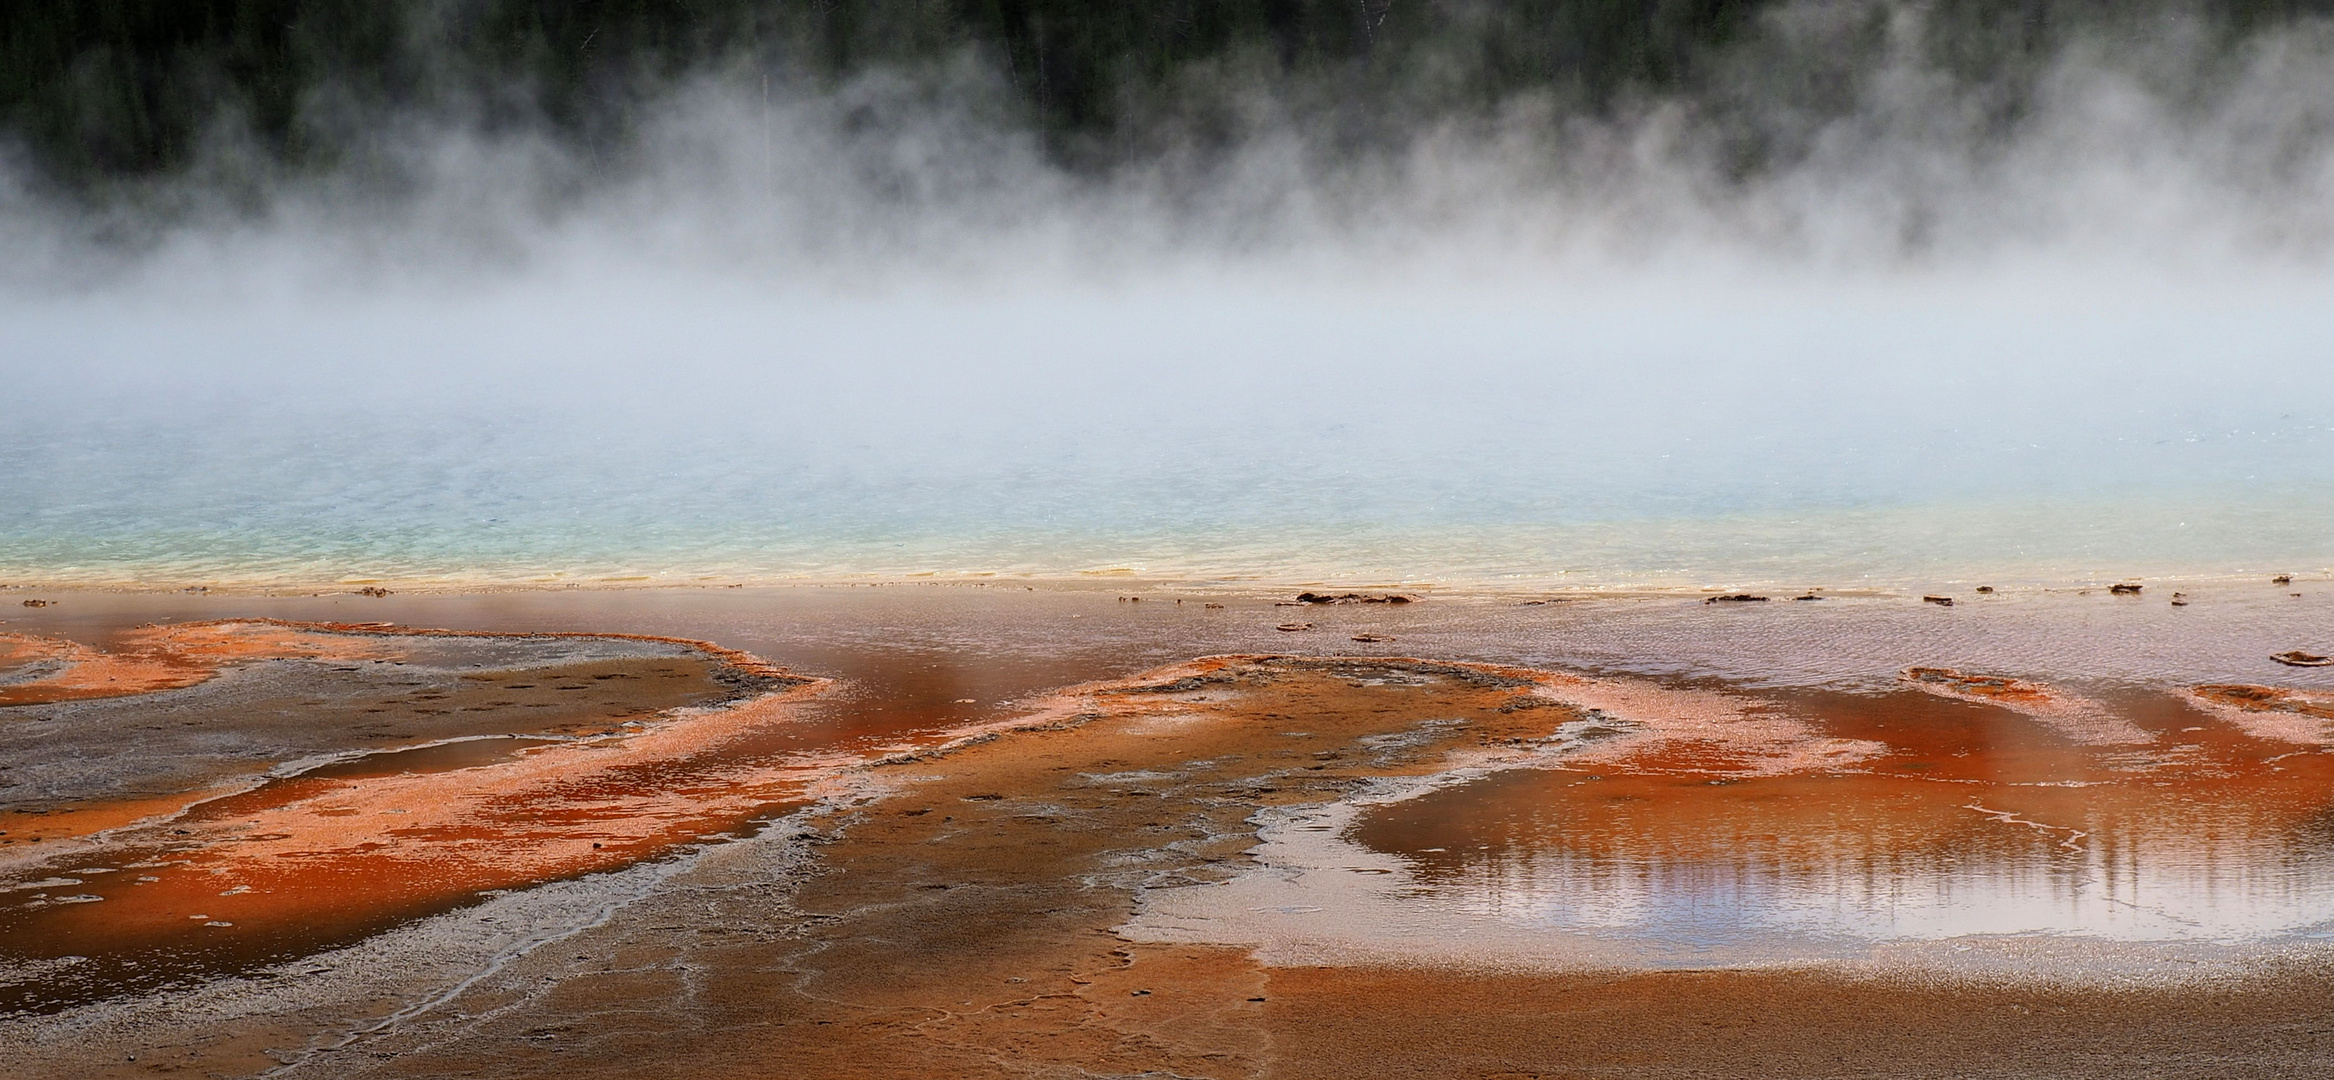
0,618 -> 803,707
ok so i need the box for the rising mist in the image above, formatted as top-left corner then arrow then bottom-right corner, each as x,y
2,1 -> 2331,588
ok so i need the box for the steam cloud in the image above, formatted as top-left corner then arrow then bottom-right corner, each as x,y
3,2 -> 2331,588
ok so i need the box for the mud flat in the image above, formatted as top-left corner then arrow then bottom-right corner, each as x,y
4,587 -> 2334,1078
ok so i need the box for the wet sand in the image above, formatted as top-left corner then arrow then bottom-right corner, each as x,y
3,585 -> 2333,1077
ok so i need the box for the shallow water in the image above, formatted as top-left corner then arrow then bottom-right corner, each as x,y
1355,686 -> 2334,948
6,271 -> 2332,590
291,736 -> 566,781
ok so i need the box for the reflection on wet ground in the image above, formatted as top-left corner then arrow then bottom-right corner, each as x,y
3,586 -> 2333,1079
1353,681 -> 2334,948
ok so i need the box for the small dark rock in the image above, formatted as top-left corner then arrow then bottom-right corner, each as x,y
1923,596 -> 1955,607
2109,583 -> 2142,595
1703,594 -> 1768,604
2271,651 -> 2332,668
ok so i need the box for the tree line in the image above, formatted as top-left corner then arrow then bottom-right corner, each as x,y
2,0 -> 2325,189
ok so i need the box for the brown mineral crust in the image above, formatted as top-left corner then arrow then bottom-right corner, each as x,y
1901,666 -> 2058,707
183,653 -> 2334,1080
198,655 -> 1594,1079
1524,672 -> 1882,777
0,630 -> 229,705
15,653 -> 2334,1078
7,728 -> 838,968
4,678 -> 835,967
1250,961 -> 2334,1079
0,618 -> 800,707
0,633 -> 72,672
251,617 -> 805,684
2187,683 -> 2334,744
0,792 -> 229,852
0,653 -> 763,855
0,621 -> 840,1008
2191,683 -> 2334,720
1,621 -> 804,855
1898,667 -> 2147,744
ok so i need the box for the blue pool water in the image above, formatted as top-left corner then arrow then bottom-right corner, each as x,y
6,258 -> 2332,591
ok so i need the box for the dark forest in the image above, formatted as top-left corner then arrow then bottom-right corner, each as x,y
4,1 -> 2330,192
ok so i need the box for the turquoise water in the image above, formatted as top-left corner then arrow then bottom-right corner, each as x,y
6,262 -> 2333,590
